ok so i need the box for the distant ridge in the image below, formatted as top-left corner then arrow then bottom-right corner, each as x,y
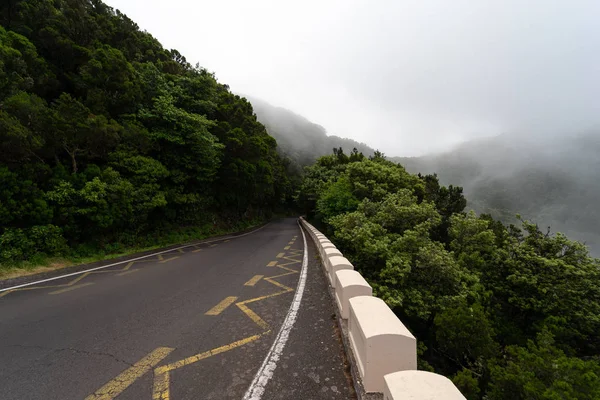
246,96 -> 376,167
246,97 -> 600,256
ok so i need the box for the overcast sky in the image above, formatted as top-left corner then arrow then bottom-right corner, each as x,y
107,0 -> 600,156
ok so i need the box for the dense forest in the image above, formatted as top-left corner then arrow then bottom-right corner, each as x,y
300,149 -> 600,399
0,0 -> 293,266
396,133 -> 600,257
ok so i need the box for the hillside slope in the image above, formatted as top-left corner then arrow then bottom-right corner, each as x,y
247,96 -> 600,255
0,0 -> 291,265
394,133 -> 600,255
247,96 -> 376,166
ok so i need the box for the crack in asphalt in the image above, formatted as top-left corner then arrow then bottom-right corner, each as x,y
5,344 -> 134,366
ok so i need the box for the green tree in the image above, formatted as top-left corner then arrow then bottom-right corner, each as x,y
488,329 -> 600,400
299,150 -> 600,399
0,0 -> 296,264
51,93 -> 121,173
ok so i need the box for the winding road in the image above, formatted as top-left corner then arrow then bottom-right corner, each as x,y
0,218 -> 355,400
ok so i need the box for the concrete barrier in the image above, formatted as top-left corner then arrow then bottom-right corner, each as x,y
348,296 -> 417,393
335,270 -> 372,319
323,249 -> 343,274
383,371 -> 466,400
319,241 -> 337,260
328,256 -> 353,287
320,240 -> 336,249
299,217 -> 465,398
323,247 -> 342,263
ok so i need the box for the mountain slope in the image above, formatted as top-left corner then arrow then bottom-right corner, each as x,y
0,0 -> 291,265
394,133 -> 600,255
247,96 -> 376,166
246,96 -> 600,255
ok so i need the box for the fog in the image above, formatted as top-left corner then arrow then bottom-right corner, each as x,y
396,131 -> 600,255
106,0 -> 600,156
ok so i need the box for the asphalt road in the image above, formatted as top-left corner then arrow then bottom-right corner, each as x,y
0,218 -> 355,400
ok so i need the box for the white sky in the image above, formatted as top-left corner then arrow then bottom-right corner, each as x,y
106,0 -> 600,156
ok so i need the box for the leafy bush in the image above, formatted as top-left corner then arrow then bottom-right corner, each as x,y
0,225 -> 67,263
301,149 -> 600,399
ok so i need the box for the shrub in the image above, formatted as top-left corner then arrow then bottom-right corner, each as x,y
0,225 -> 67,264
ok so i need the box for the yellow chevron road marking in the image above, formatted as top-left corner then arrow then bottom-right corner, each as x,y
267,270 -> 297,279
151,240 -> 302,398
205,296 -> 238,315
122,261 -> 135,271
49,282 -> 95,295
86,347 -> 174,400
236,302 -> 271,330
235,268 -> 296,329
158,256 -> 179,264
152,333 -> 267,400
116,269 -> 139,276
244,275 -> 264,286
274,264 -> 298,274
236,286 -> 293,329
263,277 -> 293,292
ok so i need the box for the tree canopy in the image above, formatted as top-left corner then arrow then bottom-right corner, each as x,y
0,0 -> 293,264
301,148 -> 600,399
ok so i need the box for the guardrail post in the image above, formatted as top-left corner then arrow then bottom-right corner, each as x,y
334,270 -> 372,319
348,296 -> 417,393
328,256 -> 353,287
383,371 -> 466,400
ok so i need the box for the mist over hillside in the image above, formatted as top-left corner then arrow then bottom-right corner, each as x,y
395,132 -> 600,256
247,97 -> 376,167
249,97 -> 600,256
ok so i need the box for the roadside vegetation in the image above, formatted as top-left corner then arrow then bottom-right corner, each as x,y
0,0 -> 294,272
2,2 -> 599,397
0,218 -> 265,280
299,149 -> 600,399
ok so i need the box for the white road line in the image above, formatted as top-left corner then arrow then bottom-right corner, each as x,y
0,223 -> 270,294
242,220 -> 309,400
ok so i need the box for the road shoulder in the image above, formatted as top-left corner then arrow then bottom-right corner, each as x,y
258,227 -> 357,399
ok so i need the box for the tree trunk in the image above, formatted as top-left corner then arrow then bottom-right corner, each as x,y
71,153 -> 77,174
64,148 -> 78,174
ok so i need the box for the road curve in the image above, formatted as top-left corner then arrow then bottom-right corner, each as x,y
0,218 -> 355,400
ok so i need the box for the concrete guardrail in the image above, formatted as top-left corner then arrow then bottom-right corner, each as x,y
334,270 -> 372,319
299,217 -> 465,400
318,240 -> 336,259
328,256 -> 353,287
323,247 -> 342,260
384,371 -> 466,400
349,296 -> 417,392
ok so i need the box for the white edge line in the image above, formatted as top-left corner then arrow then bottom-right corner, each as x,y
0,223 -> 270,293
241,219 -> 309,400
